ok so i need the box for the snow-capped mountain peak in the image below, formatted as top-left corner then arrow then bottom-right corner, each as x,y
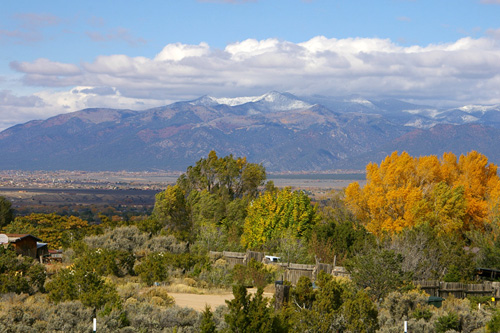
210,95 -> 261,107
458,104 -> 500,114
192,91 -> 312,111
347,97 -> 376,108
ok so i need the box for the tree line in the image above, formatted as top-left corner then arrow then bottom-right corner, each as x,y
1,150 -> 500,332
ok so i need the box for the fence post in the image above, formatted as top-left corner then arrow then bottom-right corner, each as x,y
275,284 -> 290,310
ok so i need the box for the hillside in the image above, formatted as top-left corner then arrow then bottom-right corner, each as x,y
1,92 -> 500,171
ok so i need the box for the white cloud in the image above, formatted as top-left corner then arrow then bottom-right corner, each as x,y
35,86 -> 174,112
0,90 -> 45,107
5,35 -> 500,129
10,58 -> 81,76
0,90 -> 49,130
155,42 -> 211,61
487,28 -> 500,40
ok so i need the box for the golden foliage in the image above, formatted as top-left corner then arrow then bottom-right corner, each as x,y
345,151 -> 500,236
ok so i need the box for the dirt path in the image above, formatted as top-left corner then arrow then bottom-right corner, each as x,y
170,289 -> 275,311
169,292 -> 234,311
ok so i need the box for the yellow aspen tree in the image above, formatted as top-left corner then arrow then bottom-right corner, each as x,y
454,151 -> 497,230
345,150 -> 500,236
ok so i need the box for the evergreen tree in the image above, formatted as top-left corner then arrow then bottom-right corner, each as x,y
0,196 -> 13,229
200,305 -> 217,333
345,248 -> 409,300
225,285 -> 282,333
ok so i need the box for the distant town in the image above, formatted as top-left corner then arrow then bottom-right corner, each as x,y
0,169 -> 365,192
0,170 -> 180,191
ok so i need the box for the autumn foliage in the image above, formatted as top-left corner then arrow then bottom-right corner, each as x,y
345,151 -> 500,236
241,188 -> 319,249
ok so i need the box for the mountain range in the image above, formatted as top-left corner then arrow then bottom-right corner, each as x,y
1,91 -> 500,172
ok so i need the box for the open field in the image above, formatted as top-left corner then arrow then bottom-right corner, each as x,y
0,187 -> 160,208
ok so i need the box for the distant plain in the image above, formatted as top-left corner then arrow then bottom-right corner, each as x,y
0,172 -> 366,208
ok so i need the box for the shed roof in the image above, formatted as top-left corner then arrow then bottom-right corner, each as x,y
2,233 -> 43,243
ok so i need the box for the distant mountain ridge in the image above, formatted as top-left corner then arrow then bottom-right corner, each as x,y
1,91 -> 500,171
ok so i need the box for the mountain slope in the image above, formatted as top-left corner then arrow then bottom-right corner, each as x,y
1,92 -> 499,171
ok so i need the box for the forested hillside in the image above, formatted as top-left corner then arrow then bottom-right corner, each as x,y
1,150 -> 500,332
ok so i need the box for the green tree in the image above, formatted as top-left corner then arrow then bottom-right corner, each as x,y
4,213 -> 90,249
225,284 -> 252,332
241,188 -> 319,250
277,228 -> 311,264
284,273 -> 378,332
342,289 -> 379,332
291,276 -> 316,310
388,223 -> 476,281
0,196 -> 14,229
312,194 -> 374,264
152,184 -> 190,239
164,151 -> 266,248
225,285 -> 281,333
177,151 -> 266,200
468,221 -> 500,270
200,305 -> 217,333
345,248 -> 409,300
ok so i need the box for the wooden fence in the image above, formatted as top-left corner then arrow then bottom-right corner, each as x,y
210,250 -> 341,285
209,250 -> 265,268
414,280 -> 500,298
280,263 -> 315,285
209,251 -> 500,296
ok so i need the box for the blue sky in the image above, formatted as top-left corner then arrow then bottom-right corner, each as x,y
1,0 -> 500,130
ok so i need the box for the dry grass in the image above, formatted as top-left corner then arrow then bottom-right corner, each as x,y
43,262 -> 69,275
165,278 -> 231,295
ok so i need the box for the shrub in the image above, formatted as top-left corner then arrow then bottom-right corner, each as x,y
0,246 -> 46,295
144,234 -> 188,254
123,302 -> 200,332
46,264 -> 120,309
377,290 -> 432,332
231,259 -> 275,289
487,309 -> 500,333
75,247 -> 135,277
435,312 -> 461,332
140,287 -> 175,307
134,252 -> 169,286
84,226 -> 148,252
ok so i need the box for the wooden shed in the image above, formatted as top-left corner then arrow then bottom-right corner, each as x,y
0,233 -> 43,259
